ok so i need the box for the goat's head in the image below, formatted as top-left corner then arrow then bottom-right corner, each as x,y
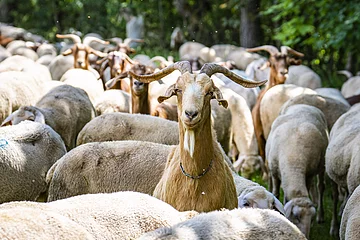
130,64 -> 154,96
129,61 -> 267,130
108,37 -> 144,55
284,197 -> 316,239
56,34 -> 108,70
247,45 -> 304,85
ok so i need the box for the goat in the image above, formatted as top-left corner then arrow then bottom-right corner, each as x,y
56,34 -> 108,78
105,63 -> 155,114
108,37 -> 144,55
129,61 -> 266,212
246,45 -> 303,181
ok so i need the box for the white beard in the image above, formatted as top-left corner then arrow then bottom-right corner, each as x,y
184,129 -> 195,158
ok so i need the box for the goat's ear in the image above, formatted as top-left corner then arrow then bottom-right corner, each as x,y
62,48 -> 73,56
105,72 -> 128,89
288,58 -> 302,66
158,84 -> 177,103
213,86 -> 228,109
90,48 -> 107,58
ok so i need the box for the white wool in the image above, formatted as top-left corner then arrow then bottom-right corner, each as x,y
184,129 -> 195,158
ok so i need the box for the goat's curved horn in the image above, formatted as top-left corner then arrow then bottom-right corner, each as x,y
246,45 -> 279,56
83,36 -> 109,46
280,46 -> 304,57
200,63 -> 267,88
121,52 -> 137,65
129,61 -> 192,83
123,38 -> 144,46
56,34 -> 81,44
337,70 -> 353,79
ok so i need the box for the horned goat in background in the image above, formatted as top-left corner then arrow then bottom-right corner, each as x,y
129,61 -> 267,212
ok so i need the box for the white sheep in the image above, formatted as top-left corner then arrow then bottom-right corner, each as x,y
315,87 -> 349,106
60,68 -> 104,105
138,208 -> 306,240
0,191 -> 197,240
285,65 -> 322,89
280,93 -> 350,131
266,104 -> 329,238
340,184 -> 360,240
76,112 -> 179,146
338,70 -> 360,98
93,89 -> 130,115
0,207 -> 95,239
1,84 -> 96,150
48,54 -> 74,80
0,121 -> 66,203
48,141 -> 284,213
325,103 -> 360,236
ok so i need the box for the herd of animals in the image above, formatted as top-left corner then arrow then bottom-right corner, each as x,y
1,22 -> 360,239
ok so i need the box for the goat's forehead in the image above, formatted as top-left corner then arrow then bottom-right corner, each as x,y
178,73 -> 213,90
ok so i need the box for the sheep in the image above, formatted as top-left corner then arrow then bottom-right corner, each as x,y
338,70 -> 360,98
0,55 -> 52,82
170,27 -> 185,50
0,121 -> 66,203
0,191 -> 197,240
325,103 -> 360,236
47,140 -> 284,213
0,45 -> 11,62
1,84 -> 96,150
179,41 -> 206,60
280,93 -> 350,131
56,33 -> 108,78
340,184 -> 360,240
139,208 -> 306,240
315,87 -> 349,106
60,68 -> 104,105
0,71 -> 46,123
285,65 -> 322,89
128,61 -> 266,212
266,104 -> 329,238
93,89 -> 130,115
48,54 -> 74,80
76,112 -> 179,146
246,45 -> 304,174
0,207 -> 95,239
226,47 -> 265,70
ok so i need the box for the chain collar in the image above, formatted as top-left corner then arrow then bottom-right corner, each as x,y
180,159 -> 214,179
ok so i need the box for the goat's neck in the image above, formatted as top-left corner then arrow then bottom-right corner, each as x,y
265,67 -> 279,91
178,114 -> 215,175
130,87 -> 151,114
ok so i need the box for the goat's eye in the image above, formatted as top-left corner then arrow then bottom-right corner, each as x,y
175,89 -> 182,94
206,91 -> 213,97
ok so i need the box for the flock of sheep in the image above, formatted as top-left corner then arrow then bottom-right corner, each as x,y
0,22 -> 360,240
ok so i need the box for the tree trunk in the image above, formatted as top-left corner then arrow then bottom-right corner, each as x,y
0,0 -> 9,22
240,0 -> 261,48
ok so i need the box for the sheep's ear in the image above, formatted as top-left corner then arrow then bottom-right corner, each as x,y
213,86 -> 228,109
34,110 -> 45,124
1,114 -> 14,127
158,84 -> 177,103
274,196 -> 285,216
284,200 -> 294,218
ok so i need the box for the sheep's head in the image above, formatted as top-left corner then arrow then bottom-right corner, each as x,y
233,154 -> 264,179
129,61 -> 267,131
284,197 -> 316,239
238,186 -> 285,215
1,106 -> 45,126
246,45 -> 304,85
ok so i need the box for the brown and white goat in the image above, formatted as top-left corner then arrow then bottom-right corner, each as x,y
129,61 -> 267,212
56,34 -> 108,74
106,63 -> 155,114
246,45 -> 303,179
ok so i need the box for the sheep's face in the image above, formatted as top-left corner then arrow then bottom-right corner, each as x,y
269,53 -> 289,84
159,72 -> 227,130
1,106 -> 45,126
284,198 -> 316,239
235,155 -> 264,179
74,44 -> 89,69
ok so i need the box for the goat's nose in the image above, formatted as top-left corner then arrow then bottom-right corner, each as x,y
185,110 -> 198,120
280,70 -> 288,75
77,61 -> 83,66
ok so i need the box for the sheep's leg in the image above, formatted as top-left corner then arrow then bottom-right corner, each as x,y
316,172 -> 325,223
272,175 -> 280,199
330,179 -> 339,238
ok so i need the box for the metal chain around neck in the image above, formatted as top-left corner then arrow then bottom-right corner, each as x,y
180,159 -> 214,180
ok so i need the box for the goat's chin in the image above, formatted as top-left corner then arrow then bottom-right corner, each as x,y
182,119 -> 201,130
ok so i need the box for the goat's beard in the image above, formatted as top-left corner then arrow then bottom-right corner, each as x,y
184,129 -> 195,158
